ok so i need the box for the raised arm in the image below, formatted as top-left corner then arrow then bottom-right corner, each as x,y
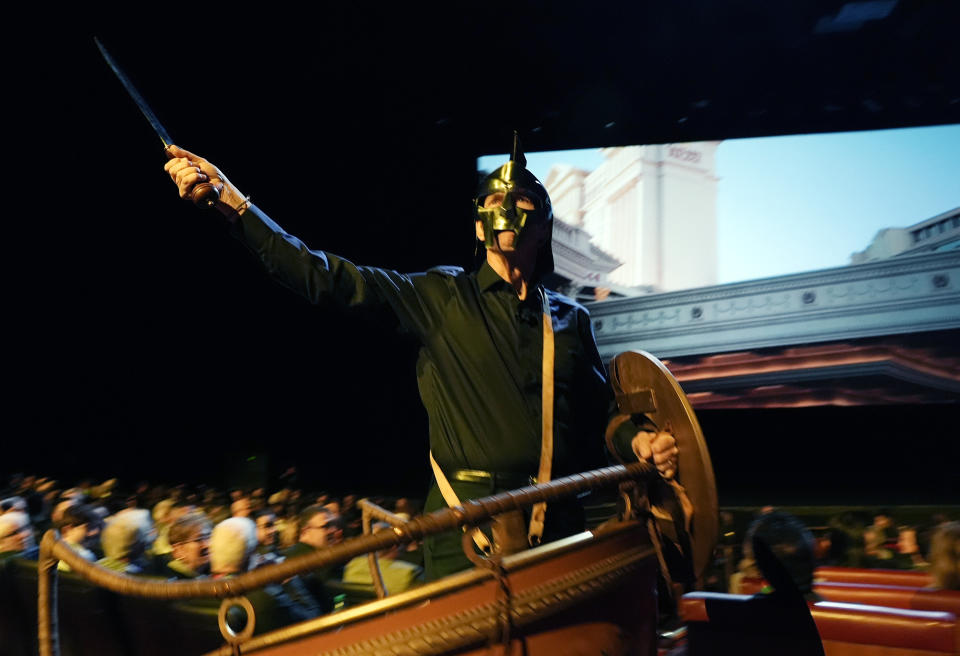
163,146 -> 446,338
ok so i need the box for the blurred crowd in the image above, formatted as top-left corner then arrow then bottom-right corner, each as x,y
0,472 -> 424,634
713,506 -> 960,597
3,472 -> 958,636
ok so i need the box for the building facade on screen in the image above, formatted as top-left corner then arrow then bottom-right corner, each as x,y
850,206 -> 960,264
545,142 -> 721,293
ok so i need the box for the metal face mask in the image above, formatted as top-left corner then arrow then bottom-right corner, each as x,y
474,133 -> 555,277
475,160 -> 553,251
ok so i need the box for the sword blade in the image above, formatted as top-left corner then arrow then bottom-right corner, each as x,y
95,37 -> 174,148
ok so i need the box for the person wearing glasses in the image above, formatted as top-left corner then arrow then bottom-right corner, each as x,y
164,511 -> 212,579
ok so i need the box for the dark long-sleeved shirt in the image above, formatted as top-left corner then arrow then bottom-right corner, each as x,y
233,206 -> 637,479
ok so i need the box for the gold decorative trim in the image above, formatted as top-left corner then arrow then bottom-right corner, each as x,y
316,546 -> 653,656
205,530 -> 614,654
235,540 -> 654,656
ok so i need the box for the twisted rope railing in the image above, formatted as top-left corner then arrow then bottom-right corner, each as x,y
38,461 -> 655,656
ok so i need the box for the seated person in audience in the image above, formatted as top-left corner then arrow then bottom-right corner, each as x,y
0,511 -> 38,561
150,498 -> 177,558
738,510 -> 820,602
928,521 -> 960,591
864,509 -> 899,564
207,517 -> 319,633
284,505 -> 343,611
323,499 -> 341,518
231,496 -> 252,518
1,496 -> 27,515
728,509 -> 767,594
340,494 -> 361,539
276,504 -> 301,549
51,497 -> 79,527
55,503 -> 98,571
250,488 -> 267,514
285,505 -> 343,558
254,509 -> 282,566
164,511 -> 212,579
718,512 -> 826,656
825,511 -> 867,567
389,510 -> 425,569
896,524 -> 927,568
343,522 -> 423,594
205,492 -> 231,526
728,554 -> 762,594
97,508 -> 156,575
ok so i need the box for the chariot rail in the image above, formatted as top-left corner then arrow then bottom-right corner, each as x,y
38,461 -> 657,656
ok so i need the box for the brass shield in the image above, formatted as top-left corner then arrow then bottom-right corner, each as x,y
609,350 -> 719,579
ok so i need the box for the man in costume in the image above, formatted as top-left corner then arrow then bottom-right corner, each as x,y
164,140 -> 678,580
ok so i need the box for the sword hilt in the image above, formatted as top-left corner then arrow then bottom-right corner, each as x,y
189,182 -> 220,209
164,146 -> 220,209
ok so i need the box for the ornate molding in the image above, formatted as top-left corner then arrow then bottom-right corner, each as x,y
313,546 -> 653,656
588,252 -> 960,358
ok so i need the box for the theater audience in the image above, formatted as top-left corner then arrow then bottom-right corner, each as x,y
206,517 -> 319,633
254,509 -> 282,566
825,511 -> 868,567
231,496 -> 252,518
896,524 -> 927,568
1,496 -> 27,515
151,498 -> 177,558
341,494 -> 361,539
730,510 -> 821,602
342,522 -> 423,594
389,509 -> 425,569
0,511 -> 38,560
286,505 -> 342,556
209,517 -> 258,576
284,505 -> 343,612
746,510 -> 819,600
164,511 -> 212,579
250,488 -> 267,514
98,508 -> 155,575
7,465 -> 955,639
928,521 -> 960,591
864,508 -> 899,564
204,490 -> 231,526
55,503 -> 98,571
276,503 -> 301,550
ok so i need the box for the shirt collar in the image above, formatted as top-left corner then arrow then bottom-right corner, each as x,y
477,261 -> 547,307
477,260 -> 510,292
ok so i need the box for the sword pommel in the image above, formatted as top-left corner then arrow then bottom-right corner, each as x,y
191,184 -> 220,208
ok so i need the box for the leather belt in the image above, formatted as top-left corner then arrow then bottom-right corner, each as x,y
449,469 -> 535,491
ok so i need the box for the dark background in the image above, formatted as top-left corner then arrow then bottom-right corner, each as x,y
8,4 -> 960,504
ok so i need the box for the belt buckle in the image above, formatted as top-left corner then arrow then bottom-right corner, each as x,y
456,469 -> 490,485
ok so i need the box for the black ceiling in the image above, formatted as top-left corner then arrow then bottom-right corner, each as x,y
62,1 -> 960,158
378,0 -> 960,151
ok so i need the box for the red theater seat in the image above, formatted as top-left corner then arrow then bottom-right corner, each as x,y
814,566 -> 932,587
815,581 -> 960,616
681,591 -> 959,656
813,601 -> 958,656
